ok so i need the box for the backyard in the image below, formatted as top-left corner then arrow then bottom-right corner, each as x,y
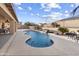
0,3 -> 79,56
0,30 -> 79,56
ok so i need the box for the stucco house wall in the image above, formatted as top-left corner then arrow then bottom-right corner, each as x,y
56,17 -> 79,28
0,3 -> 18,34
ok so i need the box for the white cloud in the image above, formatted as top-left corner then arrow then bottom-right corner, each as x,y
36,13 -> 40,16
50,12 -> 62,17
40,3 -> 61,12
31,13 -> 34,16
41,12 -> 70,20
41,3 -> 61,9
44,8 -> 51,12
70,4 -> 74,7
69,3 -> 79,8
14,3 -> 22,5
42,15 -> 48,17
65,10 -> 68,13
70,10 -> 72,12
47,3 -> 61,9
14,3 -> 23,10
49,12 -> 62,19
18,6 -> 23,10
74,3 -> 79,7
41,3 -> 46,9
65,14 -> 70,17
28,7 -> 32,11
41,12 -> 63,20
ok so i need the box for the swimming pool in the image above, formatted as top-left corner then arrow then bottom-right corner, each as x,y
25,30 -> 54,48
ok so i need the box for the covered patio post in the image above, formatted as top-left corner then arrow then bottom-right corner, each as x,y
9,19 -> 16,34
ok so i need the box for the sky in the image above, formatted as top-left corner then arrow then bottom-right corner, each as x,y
12,3 -> 79,24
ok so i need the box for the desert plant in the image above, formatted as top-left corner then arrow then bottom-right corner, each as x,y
58,27 -> 69,35
77,30 -> 79,32
51,22 -> 60,27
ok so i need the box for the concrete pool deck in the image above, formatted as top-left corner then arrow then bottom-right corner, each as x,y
1,30 -> 79,56
0,34 -> 12,49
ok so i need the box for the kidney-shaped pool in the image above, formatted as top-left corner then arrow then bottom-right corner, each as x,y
25,30 -> 54,48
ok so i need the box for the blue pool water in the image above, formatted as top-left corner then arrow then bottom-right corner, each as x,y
25,30 -> 53,48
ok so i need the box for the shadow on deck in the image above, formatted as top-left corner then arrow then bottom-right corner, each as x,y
0,34 -> 12,49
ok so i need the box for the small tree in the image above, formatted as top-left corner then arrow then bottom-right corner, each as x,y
58,27 -> 69,35
24,22 -> 37,29
77,30 -> 79,32
35,25 -> 42,30
51,22 -> 60,27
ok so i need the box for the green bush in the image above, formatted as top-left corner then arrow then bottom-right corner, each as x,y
58,27 -> 69,35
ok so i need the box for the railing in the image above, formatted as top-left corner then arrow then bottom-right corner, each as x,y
65,32 -> 79,43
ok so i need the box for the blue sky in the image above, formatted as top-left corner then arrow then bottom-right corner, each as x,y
12,3 -> 79,24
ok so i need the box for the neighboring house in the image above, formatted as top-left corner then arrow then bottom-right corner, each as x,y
55,16 -> 79,32
43,23 -> 53,28
0,3 -> 18,34
29,26 -> 36,30
16,22 -> 23,29
56,17 -> 79,28
42,23 -> 54,30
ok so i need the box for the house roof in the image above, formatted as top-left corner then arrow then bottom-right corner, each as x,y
5,3 -> 18,22
59,16 -> 79,21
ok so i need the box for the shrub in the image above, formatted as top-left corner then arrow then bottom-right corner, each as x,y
58,27 -> 69,35
77,30 -> 79,32
51,22 -> 60,27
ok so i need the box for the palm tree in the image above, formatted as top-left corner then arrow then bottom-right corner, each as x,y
72,6 -> 79,16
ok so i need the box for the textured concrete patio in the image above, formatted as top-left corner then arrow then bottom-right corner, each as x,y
1,30 -> 79,56
0,34 -> 12,49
